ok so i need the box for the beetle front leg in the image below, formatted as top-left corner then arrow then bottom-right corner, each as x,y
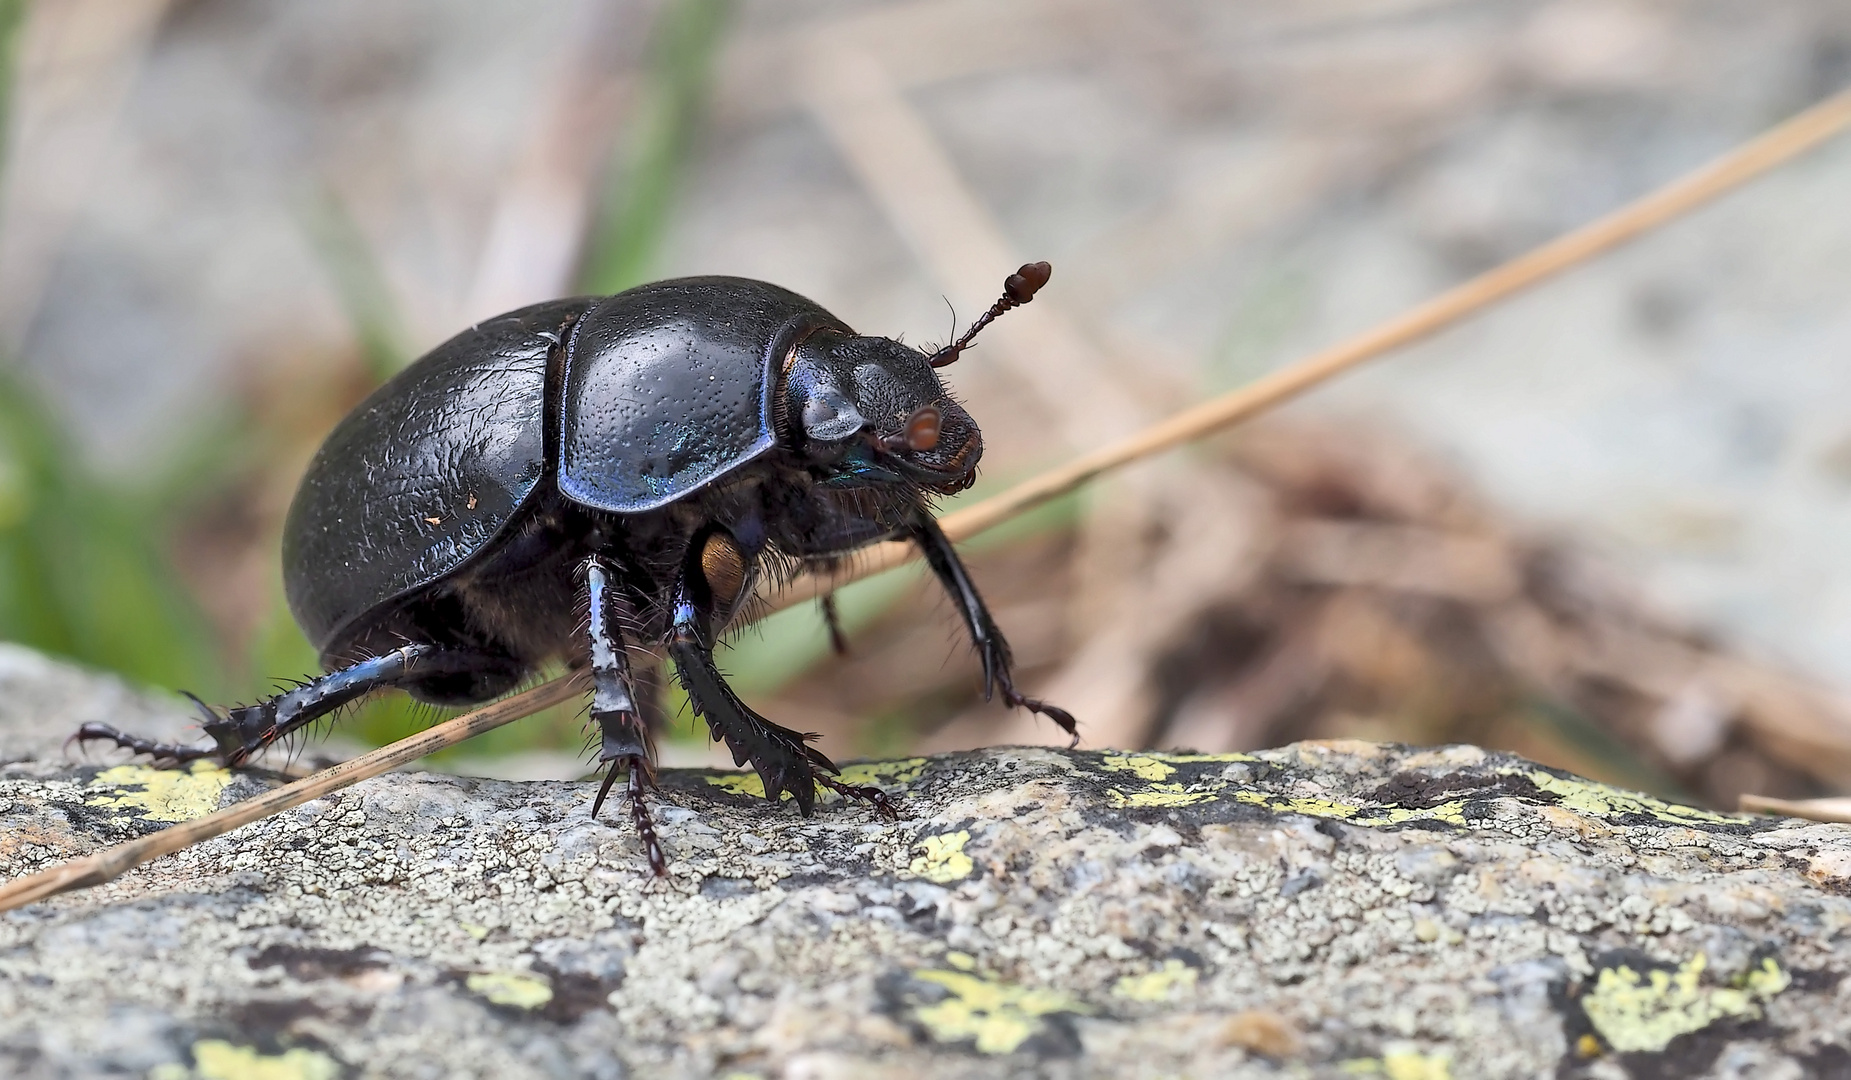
665,565 -> 894,819
585,558 -> 664,874
909,513 -> 1078,743
667,578 -> 834,814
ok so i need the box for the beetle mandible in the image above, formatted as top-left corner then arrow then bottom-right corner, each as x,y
78,263 -> 1074,874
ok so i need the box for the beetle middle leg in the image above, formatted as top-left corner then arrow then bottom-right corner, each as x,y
584,557 -> 665,874
666,530 -> 894,818
908,512 -> 1079,743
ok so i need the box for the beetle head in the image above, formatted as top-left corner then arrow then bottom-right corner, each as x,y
780,332 -> 981,494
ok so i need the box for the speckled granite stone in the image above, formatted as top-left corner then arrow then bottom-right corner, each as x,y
2,644 -> 1850,1079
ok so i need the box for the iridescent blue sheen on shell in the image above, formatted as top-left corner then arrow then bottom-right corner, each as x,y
557,277 -> 844,512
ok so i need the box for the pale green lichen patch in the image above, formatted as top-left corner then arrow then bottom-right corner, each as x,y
837,758 -> 927,786
1525,770 -> 1747,828
908,830 -> 974,883
704,772 -> 773,800
911,967 -> 1090,1054
1383,1046 -> 1454,1080
1099,754 -> 1179,781
1108,754 -> 1744,833
703,758 -> 925,802
1112,959 -> 1197,1001
1581,953 -> 1790,1053
150,1040 -> 340,1080
1338,1049 -> 1453,1080
1106,783 -> 1219,808
85,761 -> 231,823
1095,751 -> 1254,783
1230,790 -> 1468,829
1090,750 -> 1477,825
1360,801 -> 1469,828
466,971 -> 554,1009
1085,747 -> 1749,837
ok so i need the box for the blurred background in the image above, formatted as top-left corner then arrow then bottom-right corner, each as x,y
3,0 -> 1851,808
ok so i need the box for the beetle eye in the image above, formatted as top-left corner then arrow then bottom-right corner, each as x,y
903,406 -> 940,452
801,385 -> 867,441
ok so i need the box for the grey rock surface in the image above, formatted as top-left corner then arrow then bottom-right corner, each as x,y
3,645 -> 1851,1079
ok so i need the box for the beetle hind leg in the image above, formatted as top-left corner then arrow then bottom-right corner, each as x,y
70,692 -> 227,765
73,645 -> 442,767
69,643 -> 510,769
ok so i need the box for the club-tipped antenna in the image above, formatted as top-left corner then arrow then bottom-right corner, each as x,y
928,261 -> 1052,368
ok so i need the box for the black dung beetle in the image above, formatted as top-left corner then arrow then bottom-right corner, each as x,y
79,262 -> 1074,874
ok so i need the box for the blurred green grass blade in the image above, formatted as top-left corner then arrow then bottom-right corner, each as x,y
0,2 -> 220,685
302,186 -> 411,381
0,370 -> 223,694
133,403 -> 260,516
578,0 -> 735,295
0,0 -> 25,162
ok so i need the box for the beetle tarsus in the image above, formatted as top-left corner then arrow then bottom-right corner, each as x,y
1001,687 -> 1080,746
591,753 -> 665,876
629,763 -> 666,875
819,592 -> 849,655
814,773 -> 900,820
68,721 -> 221,765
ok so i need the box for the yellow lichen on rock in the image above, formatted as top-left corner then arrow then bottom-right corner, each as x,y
1381,1046 -> 1453,1080
704,758 -> 926,802
1524,770 -> 1745,827
1581,953 -> 1790,1053
1112,959 -> 1197,1002
911,967 -> 1089,1054
150,1040 -> 340,1080
85,761 -> 231,822
1337,1049 -> 1453,1080
1107,783 -> 1219,808
465,971 -> 554,1009
1099,754 -> 1179,782
908,830 -> 973,883
837,758 -> 928,786
704,773 -> 771,799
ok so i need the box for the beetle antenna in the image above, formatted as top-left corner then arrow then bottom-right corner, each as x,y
928,261 -> 1052,368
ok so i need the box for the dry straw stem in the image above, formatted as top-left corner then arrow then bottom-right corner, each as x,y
3,86 -> 1850,914
1740,794 -> 1851,824
769,84 -> 1851,608
0,673 -> 587,912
